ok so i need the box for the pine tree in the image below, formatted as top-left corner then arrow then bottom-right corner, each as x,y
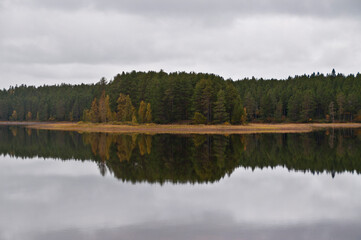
336,92 -> 345,121
72,99 -> 80,121
117,94 -> 133,122
132,112 -> 138,124
192,79 -> 215,123
260,93 -> 274,120
301,90 -> 315,122
10,110 -> 17,121
244,92 -> 257,120
193,112 -> 207,124
26,112 -> 32,121
145,103 -> 152,123
275,100 -> 283,121
224,82 -> 240,120
55,100 -> 66,121
105,95 -> 114,122
231,100 -> 243,124
83,109 -> 91,122
329,101 -> 335,123
98,91 -> 107,123
69,111 -> 74,121
288,94 -> 301,121
332,68 -> 336,77
138,101 -> 146,123
241,107 -> 247,124
213,90 -> 229,123
89,98 -> 100,123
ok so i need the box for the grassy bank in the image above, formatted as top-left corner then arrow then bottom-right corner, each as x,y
22,122 -> 361,134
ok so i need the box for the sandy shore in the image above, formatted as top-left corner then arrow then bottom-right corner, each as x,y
16,122 -> 361,134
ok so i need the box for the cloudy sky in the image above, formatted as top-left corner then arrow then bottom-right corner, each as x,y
1,0 -> 361,89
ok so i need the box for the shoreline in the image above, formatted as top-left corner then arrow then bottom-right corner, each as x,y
4,122 -> 359,134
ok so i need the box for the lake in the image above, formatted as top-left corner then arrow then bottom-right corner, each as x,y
1,126 -> 361,240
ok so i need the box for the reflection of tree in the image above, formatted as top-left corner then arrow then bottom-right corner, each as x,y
213,135 -> 228,169
336,133 -> 345,157
193,135 -> 213,180
116,135 -> 137,162
98,133 -> 114,161
98,162 -> 107,176
138,135 -> 147,156
230,135 -> 245,161
26,128 -> 32,136
145,135 -> 152,155
327,129 -> 335,149
193,135 -> 207,147
10,127 -> 17,137
1,126 -> 361,183
82,133 -> 153,163
83,133 -> 115,161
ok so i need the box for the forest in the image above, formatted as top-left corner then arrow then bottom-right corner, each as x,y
0,69 -> 361,124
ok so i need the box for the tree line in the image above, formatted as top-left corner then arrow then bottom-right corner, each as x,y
0,69 -> 360,124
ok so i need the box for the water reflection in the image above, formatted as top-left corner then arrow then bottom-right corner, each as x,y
1,126 -> 361,240
0,126 -> 361,183
1,158 -> 361,240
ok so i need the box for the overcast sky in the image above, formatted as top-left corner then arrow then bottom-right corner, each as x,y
1,0 -> 361,89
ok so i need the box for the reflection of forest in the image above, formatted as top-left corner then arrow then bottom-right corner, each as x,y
0,126 -> 361,183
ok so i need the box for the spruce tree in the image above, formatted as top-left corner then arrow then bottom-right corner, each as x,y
98,91 -> 107,123
89,98 -> 100,123
231,100 -> 242,124
117,94 -> 133,122
138,101 -> 146,123
145,103 -> 152,123
213,90 -> 229,123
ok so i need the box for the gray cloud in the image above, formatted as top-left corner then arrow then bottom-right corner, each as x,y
0,0 -> 361,88
26,221 -> 361,240
9,0 -> 361,19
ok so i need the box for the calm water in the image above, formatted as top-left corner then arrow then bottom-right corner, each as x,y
1,126 -> 361,240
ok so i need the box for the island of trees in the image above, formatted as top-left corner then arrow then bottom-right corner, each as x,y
0,69 -> 360,124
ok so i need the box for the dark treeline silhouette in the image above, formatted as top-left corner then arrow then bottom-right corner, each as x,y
1,70 -> 360,124
1,126 -> 361,183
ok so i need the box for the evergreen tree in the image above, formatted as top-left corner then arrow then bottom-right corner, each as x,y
329,101 -> 335,123
132,112 -> 138,124
105,95 -> 114,122
26,112 -> 32,121
213,90 -> 229,123
145,103 -> 152,123
260,93 -> 274,121
10,110 -> 17,121
231,100 -> 245,125
72,99 -> 80,121
89,98 -> 100,123
332,68 -> 336,77
224,82 -> 240,120
336,92 -> 346,121
193,112 -> 207,124
55,100 -> 66,121
117,94 -> 133,122
288,94 -> 301,121
138,101 -> 147,123
192,79 -> 215,123
98,91 -> 107,123
275,100 -> 283,121
301,90 -> 316,122
244,92 -> 257,120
